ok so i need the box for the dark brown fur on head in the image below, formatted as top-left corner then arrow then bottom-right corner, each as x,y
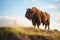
25,8 -> 33,20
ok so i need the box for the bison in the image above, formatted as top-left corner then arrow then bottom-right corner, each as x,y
25,7 -> 50,30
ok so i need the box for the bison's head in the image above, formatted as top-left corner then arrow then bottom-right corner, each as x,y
25,8 -> 33,20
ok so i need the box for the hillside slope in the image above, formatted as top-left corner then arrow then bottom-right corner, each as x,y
0,26 -> 60,40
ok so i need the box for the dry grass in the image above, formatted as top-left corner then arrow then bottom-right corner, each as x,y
0,26 -> 60,40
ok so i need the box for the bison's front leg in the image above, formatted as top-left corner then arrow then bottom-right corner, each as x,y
37,18 -> 41,29
47,20 -> 50,30
37,23 -> 40,29
36,20 -> 41,30
32,20 -> 37,31
32,20 -> 36,28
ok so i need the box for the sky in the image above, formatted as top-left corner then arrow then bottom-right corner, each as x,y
0,0 -> 60,30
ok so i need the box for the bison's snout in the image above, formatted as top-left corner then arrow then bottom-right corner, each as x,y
25,14 -> 28,18
25,14 -> 31,20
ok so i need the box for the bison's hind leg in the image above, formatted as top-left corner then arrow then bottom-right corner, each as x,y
45,23 -> 47,30
45,20 -> 50,30
47,20 -> 50,30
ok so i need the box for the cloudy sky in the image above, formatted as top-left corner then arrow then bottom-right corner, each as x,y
0,0 -> 60,30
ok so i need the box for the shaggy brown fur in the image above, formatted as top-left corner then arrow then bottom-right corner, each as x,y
25,7 -> 50,30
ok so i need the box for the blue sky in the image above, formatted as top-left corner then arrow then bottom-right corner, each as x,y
0,0 -> 60,30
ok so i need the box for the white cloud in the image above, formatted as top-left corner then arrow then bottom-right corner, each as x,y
52,0 -> 60,2
32,0 -> 35,2
39,4 -> 56,9
47,5 -> 56,9
5,0 -> 16,5
55,12 -> 60,18
23,0 -> 37,4
50,21 -> 60,31
4,16 -> 15,20
5,0 -> 12,3
23,0 -> 28,3
0,16 -> 32,27
32,0 -> 37,2
56,0 -> 59,1
52,0 -> 59,1
0,16 -> 2,19
50,11 -> 60,31
55,14 -> 60,20
0,16 -> 16,26
54,11 -> 60,21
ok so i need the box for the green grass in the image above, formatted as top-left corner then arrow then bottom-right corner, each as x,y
0,26 -> 60,40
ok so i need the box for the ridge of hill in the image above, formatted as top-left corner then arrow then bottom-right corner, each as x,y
0,26 -> 60,40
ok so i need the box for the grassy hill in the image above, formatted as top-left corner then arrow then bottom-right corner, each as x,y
0,26 -> 60,40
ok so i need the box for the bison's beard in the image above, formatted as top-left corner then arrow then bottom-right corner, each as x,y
26,17 -> 32,20
25,14 -> 32,20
